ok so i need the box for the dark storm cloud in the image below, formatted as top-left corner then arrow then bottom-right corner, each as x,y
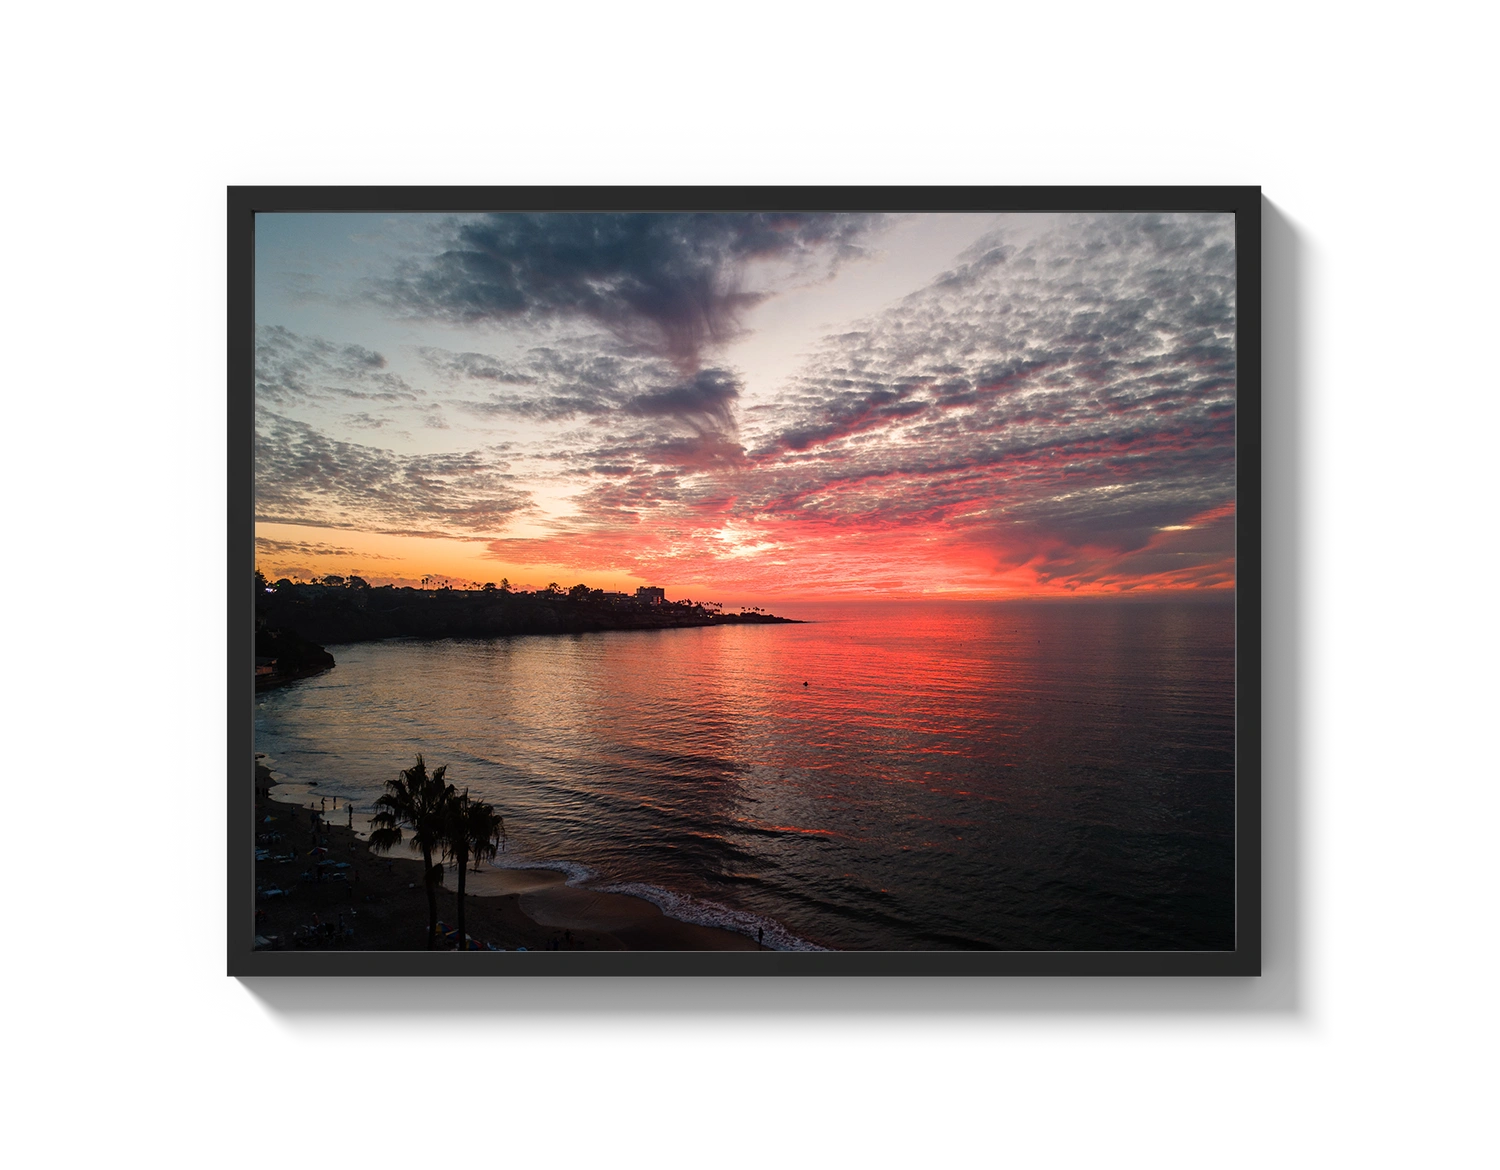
424,338 -> 746,440
623,368 -> 740,434
377,213 -> 887,368
256,326 -> 421,406
255,412 -> 530,538
774,382 -> 931,452
559,425 -> 746,487
421,340 -> 670,422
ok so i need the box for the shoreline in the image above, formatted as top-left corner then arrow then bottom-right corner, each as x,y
257,582 -> 804,652
252,765 -> 760,952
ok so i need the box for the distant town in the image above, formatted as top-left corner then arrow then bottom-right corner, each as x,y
253,572 -> 799,688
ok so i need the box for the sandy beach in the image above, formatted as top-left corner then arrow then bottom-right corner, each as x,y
252,765 -> 758,952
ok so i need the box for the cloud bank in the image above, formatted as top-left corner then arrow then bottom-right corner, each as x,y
485,213 -> 1237,594
376,212 -> 886,369
257,212 -> 1237,596
255,411 -> 530,539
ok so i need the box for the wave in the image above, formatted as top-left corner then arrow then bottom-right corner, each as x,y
482,850 -> 826,950
487,854 -> 597,887
598,880 -> 829,952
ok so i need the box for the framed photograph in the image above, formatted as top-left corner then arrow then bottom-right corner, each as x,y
229,186 -> 1260,976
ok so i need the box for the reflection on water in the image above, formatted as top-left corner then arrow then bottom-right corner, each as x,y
254,599 -> 1236,950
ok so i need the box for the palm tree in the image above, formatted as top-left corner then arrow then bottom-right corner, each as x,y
368,755 -> 452,950
442,789 -> 505,948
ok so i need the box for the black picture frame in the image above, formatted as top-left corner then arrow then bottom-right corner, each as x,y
167,120 -> 1326,1062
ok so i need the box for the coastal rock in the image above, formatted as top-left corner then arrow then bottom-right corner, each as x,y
255,625 -> 336,689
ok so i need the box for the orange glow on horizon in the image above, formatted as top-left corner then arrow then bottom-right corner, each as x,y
254,211 -> 1239,615
256,496 -> 1235,602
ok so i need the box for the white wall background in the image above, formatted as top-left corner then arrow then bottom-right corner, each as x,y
5,2 -> 1494,1158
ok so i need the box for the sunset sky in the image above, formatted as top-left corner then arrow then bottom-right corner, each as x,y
254,210 -> 1236,602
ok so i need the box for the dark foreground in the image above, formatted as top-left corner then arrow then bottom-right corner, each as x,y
257,582 -> 800,648
251,766 -> 758,952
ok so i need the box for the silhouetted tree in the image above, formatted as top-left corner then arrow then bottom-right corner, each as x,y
369,755 -> 453,949
441,788 -> 505,948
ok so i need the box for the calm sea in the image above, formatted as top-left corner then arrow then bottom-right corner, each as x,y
253,598 -> 1237,950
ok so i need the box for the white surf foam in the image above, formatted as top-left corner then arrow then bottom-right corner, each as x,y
598,881 -> 828,951
486,854 -> 596,887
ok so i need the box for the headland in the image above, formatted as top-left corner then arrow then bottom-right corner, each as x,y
256,579 -> 800,655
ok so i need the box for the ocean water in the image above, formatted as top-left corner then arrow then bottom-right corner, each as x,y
253,598 -> 1237,950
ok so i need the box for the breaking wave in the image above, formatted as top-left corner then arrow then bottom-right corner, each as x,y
488,854 -> 596,887
599,880 -> 828,951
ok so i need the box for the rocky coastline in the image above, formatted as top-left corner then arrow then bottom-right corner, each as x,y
256,582 -> 801,648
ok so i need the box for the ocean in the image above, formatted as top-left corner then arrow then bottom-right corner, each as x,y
253,598 -> 1237,951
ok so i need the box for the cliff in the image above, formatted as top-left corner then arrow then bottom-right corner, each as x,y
255,624 -> 337,689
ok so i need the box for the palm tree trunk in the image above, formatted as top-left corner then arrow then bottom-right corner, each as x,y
421,845 -> 438,949
455,847 -> 468,947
